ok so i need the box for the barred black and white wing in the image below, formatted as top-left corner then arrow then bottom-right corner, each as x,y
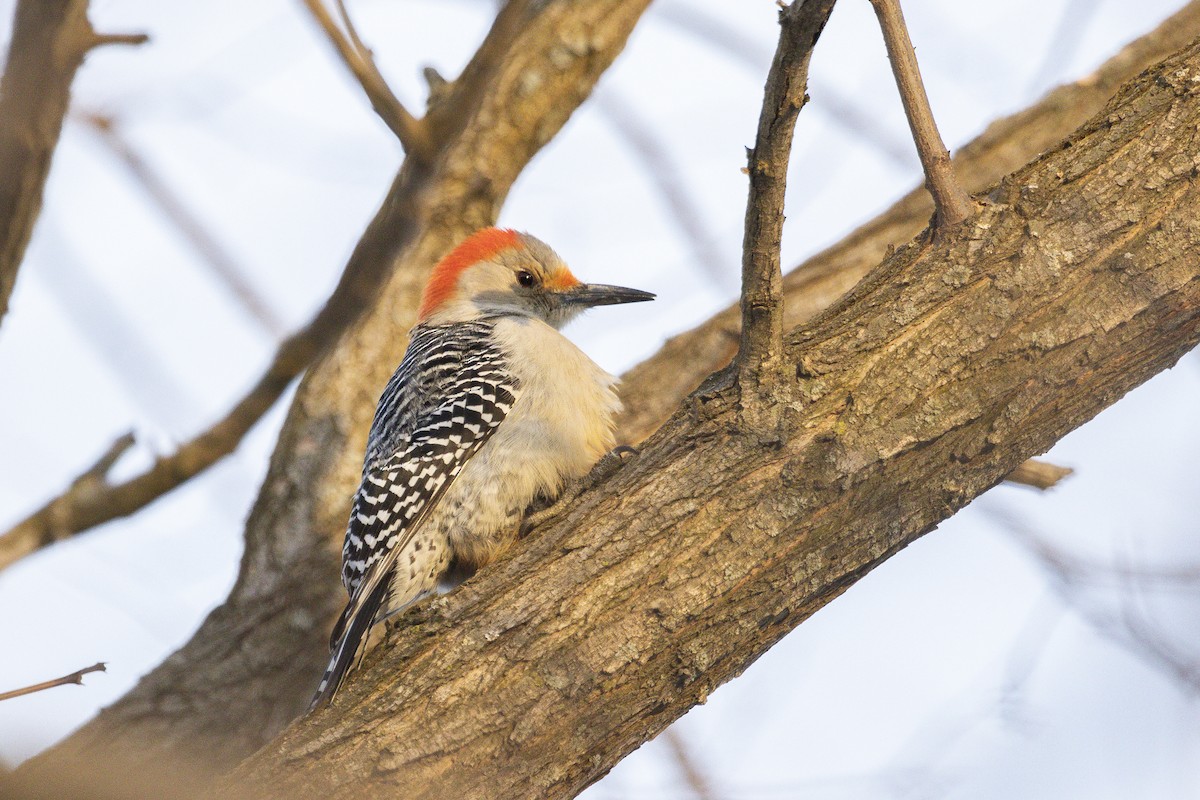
310,322 -> 518,709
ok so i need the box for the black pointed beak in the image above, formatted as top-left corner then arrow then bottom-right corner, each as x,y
560,283 -> 656,308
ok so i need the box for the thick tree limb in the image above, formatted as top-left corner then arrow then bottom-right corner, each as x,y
738,0 -> 837,421
0,663 -> 105,703
231,38 -> 1200,798
0,0 -> 146,328
8,0 -> 652,780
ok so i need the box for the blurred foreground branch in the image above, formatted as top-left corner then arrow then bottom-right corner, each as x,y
0,0 -> 146,329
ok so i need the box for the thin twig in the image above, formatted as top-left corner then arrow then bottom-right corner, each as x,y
82,113 -> 286,338
737,0 -> 838,414
0,432 -> 134,566
1003,458 -> 1073,490
0,663 -> 106,703
300,0 -> 434,161
1,325 -> 309,571
868,0 -> 975,229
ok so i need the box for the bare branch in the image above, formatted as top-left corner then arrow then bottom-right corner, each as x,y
1002,458 -> 1073,490
300,0 -> 435,161
738,0 -> 838,414
0,243 -> 383,571
81,113 -> 286,338
0,0 -> 146,329
0,663 -> 106,703
615,0 -> 1200,478
868,0 -> 975,229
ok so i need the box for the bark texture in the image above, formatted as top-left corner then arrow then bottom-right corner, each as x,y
229,36 -> 1200,800
11,0 -> 651,777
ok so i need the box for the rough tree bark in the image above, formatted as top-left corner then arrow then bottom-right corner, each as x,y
8,3 -> 1200,797
0,0 -> 144,327
227,37 -> 1200,798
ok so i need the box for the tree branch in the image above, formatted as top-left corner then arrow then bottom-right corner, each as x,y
300,0 -> 434,161
229,34 -> 1200,800
0,663 -> 105,702
868,0 -> 975,229
0,0 -> 146,329
737,0 -> 837,413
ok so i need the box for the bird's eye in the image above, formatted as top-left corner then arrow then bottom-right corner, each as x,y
516,270 -> 536,288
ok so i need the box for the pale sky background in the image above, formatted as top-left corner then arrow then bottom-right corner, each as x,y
1,1 -> 1198,798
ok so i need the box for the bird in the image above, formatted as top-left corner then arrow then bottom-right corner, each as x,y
310,227 -> 654,709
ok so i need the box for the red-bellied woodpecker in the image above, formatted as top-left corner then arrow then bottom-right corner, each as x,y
310,228 -> 654,708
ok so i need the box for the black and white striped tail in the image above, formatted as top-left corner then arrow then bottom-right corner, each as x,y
308,579 -> 388,711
